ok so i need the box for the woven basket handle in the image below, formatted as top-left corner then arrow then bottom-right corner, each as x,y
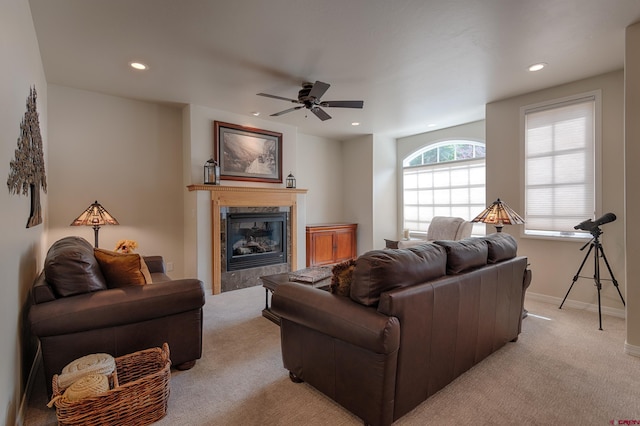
46,395 -> 61,408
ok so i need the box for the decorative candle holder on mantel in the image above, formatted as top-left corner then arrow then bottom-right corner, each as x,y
204,158 -> 220,185
187,184 -> 307,294
286,173 -> 296,188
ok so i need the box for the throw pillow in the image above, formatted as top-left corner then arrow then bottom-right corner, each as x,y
140,258 -> 153,284
94,248 -> 150,288
350,243 -> 447,306
330,259 -> 356,296
433,238 -> 488,274
482,232 -> 518,263
44,236 -> 108,297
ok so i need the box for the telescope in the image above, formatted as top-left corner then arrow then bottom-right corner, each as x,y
561,211 -> 624,330
573,212 -> 616,232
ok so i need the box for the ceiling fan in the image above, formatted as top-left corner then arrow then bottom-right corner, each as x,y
257,81 -> 364,121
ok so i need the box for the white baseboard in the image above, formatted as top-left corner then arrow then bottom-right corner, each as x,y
624,342 -> 640,358
526,291 -> 626,319
16,343 -> 42,426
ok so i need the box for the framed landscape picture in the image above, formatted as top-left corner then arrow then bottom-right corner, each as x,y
214,121 -> 283,183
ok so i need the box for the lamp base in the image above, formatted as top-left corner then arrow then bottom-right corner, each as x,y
93,225 -> 100,248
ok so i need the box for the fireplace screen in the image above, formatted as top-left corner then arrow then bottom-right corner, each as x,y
226,212 -> 287,271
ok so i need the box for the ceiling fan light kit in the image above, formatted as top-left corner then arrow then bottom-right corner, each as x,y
257,80 -> 363,121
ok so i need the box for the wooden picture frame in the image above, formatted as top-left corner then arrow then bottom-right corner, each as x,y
214,121 -> 283,183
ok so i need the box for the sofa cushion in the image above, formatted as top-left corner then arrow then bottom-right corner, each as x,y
433,238 -> 488,274
482,232 -> 518,263
94,248 -> 150,288
330,259 -> 356,297
350,243 -> 447,306
44,236 -> 107,297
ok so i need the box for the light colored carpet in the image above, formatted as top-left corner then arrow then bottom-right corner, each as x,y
25,285 -> 640,425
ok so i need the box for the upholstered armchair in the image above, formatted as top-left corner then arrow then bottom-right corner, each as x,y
396,216 -> 473,248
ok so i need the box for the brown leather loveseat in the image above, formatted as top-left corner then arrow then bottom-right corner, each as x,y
29,236 -> 205,393
272,232 -> 530,426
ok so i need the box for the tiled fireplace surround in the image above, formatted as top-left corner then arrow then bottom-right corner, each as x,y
188,185 -> 307,294
221,207 -> 290,292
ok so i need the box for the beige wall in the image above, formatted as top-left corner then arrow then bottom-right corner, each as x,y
487,70 -> 627,320
343,135 -> 375,253
295,133 -> 345,224
317,132 -> 397,255
372,134 -> 398,250
1,0 -> 48,423
625,22 -> 640,355
46,85 -> 186,278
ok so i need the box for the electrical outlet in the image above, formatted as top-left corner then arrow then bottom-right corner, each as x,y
166,261 -> 174,272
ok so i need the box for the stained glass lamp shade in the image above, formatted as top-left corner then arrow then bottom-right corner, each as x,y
70,200 -> 119,247
471,198 -> 524,232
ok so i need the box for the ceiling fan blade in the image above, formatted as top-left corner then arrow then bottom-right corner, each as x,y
320,100 -> 364,109
257,92 -> 299,103
270,106 -> 304,117
308,81 -> 330,100
311,107 -> 332,121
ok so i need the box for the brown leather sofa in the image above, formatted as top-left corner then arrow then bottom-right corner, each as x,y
28,236 -> 205,393
272,233 -> 530,426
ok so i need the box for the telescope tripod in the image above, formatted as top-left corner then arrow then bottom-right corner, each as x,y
559,227 -> 625,330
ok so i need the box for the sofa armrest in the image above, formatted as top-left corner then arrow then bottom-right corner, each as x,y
31,271 -> 56,304
29,278 -> 205,337
142,255 -> 165,273
272,283 -> 400,354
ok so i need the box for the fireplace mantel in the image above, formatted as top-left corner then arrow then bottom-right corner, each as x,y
187,185 -> 307,294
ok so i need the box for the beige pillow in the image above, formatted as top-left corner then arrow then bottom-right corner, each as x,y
94,248 -> 150,288
140,258 -> 153,284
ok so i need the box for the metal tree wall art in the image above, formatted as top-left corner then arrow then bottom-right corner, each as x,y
7,86 -> 47,228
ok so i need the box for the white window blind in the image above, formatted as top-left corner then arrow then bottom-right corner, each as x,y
524,94 -> 597,238
403,158 -> 485,233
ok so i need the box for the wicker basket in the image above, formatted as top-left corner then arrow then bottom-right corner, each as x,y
51,343 -> 171,426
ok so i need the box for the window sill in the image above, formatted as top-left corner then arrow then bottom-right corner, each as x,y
522,230 -> 593,243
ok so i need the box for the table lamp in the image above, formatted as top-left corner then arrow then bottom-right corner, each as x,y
70,200 -> 119,247
471,198 -> 524,232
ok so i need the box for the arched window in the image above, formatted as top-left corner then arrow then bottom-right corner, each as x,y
403,140 -> 486,236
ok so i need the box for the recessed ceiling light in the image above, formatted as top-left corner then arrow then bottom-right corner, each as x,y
351,122 -> 360,126
528,62 -> 546,72
252,112 -> 261,116
130,62 -> 148,70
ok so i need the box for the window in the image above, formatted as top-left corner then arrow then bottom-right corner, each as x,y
403,140 -> 486,235
523,92 -> 600,239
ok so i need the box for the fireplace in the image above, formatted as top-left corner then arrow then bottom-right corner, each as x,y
187,184 -> 306,294
226,212 -> 287,271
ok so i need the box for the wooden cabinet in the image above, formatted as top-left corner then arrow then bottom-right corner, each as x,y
306,223 -> 357,267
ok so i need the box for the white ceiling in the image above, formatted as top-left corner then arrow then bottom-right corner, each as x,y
28,0 -> 640,140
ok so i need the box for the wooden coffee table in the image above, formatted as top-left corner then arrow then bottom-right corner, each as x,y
260,268 -> 332,324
